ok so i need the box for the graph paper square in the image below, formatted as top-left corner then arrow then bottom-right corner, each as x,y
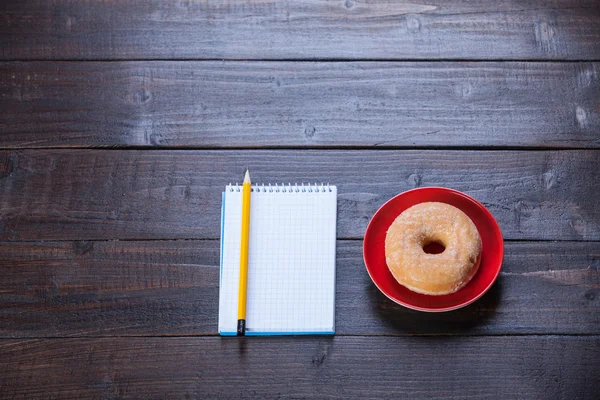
218,184 -> 337,335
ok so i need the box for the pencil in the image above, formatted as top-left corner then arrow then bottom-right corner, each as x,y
237,169 -> 251,336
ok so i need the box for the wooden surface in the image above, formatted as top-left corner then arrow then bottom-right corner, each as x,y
1,240 -> 598,337
1,62 -> 599,149
2,1 -> 600,60
1,1 -> 599,399
1,337 -> 598,399
0,150 -> 598,241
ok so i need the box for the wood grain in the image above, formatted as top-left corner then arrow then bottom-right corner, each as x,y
1,1 -> 598,397
1,336 -> 598,399
0,149 -> 598,241
0,240 -> 598,337
1,1 -> 599,61
1,62 -> 599,149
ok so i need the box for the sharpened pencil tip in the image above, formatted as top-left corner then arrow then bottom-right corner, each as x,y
244,169 -> 251,184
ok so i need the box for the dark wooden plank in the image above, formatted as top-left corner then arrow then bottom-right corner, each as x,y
1,1 -> 600,60
0,240 -> 598,337
342,241 -> 600,336
0,149 -> 598,241
0,336 -> 598,399
1,62 -> 599,149
0,240 -> 220,338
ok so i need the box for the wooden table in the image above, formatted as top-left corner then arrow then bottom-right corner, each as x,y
1,1 -> 599,399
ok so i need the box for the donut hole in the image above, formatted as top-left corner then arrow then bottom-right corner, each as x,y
422,239 -> 446,255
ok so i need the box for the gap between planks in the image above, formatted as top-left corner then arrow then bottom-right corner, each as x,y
1,58 -> 600,63
1,146 -> 599,151
0,334 -> 598,340
2,238 -> 599,243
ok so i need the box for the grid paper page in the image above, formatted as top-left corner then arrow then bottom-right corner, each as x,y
218,184 -> 337,335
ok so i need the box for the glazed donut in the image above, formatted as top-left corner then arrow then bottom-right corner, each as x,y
385,202 -> 482,295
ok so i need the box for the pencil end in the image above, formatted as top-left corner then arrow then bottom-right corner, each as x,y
243,169 -> 251,184
237,319 -> 246,336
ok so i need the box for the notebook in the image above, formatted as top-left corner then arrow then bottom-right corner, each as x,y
218,183 -> 337,336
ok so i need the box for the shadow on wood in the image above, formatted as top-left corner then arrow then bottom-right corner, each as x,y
367,279 -> 502,335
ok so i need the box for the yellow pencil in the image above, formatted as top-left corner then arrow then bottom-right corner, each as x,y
237,169 -> 251,336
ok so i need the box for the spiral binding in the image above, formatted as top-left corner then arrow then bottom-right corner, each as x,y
227,183 -> 333,193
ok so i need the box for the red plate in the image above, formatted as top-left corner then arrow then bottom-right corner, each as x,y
363,187 -> 504,312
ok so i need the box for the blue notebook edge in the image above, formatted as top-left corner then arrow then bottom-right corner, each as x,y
220,331 -> 335,336
219,191 -> 225,287
218,191 -> 226,334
